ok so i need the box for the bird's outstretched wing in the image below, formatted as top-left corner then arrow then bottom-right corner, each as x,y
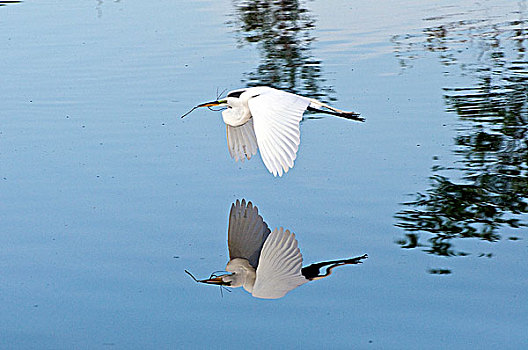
252,227 -> 308,299
228,199 -> 271,268
248,89 -> 310,176
226,119 -> 258,162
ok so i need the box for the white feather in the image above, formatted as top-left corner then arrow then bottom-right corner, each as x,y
252,227 -> 308,299
226,119 -> 258,162
248,88 -> 310,176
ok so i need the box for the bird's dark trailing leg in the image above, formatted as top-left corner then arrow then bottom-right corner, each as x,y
301,254 -> 368,280
307,106 -> 365,122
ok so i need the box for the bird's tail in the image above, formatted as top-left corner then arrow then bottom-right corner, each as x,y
307,99 -> 364,122
301,254 -> 368,280
307,106 -> 364,122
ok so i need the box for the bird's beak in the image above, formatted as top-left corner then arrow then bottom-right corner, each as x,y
198,276 -> 228,286
181,99 -> 227,118
196,99 -> 227,108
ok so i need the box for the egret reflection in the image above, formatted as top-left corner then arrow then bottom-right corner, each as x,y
187,199 -> 367,299
182,87 -> 362,177
393,3 -> 528,261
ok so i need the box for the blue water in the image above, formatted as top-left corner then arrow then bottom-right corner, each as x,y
1,0 -> 527,348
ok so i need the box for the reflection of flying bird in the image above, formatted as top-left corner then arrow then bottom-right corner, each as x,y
186,199 -> 367,299
182,86 -> 363,176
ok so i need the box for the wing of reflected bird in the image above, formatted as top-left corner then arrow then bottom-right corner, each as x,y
228,199 -> 271,268
252,227 -> 308,299
248,89 -> 310,176
226,119 -> 258,162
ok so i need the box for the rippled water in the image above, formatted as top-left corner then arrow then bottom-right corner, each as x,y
1,0 -> 527,348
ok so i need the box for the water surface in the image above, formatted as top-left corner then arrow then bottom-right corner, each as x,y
1,0 -> 526,348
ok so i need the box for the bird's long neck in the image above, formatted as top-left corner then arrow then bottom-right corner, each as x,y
222,97 -> 252,127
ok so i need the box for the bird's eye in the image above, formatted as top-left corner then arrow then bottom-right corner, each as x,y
227,90 -> 244,98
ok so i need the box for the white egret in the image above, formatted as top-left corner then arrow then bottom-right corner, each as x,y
186,199 -> 367,299
182,86 -> 363,176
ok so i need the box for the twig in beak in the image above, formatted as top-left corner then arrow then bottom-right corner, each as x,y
184,270 -> 199,282
217,88 -> 227,100
181,106 -> 198,118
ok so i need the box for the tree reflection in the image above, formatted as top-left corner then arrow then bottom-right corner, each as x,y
230,0 -> 334,101
393,3 -> 528,261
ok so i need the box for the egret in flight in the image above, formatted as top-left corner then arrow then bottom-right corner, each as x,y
185,199 -> 367,299
181,86 -> 363,176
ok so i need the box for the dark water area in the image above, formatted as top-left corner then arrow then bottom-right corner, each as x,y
1,0 -> 526,349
